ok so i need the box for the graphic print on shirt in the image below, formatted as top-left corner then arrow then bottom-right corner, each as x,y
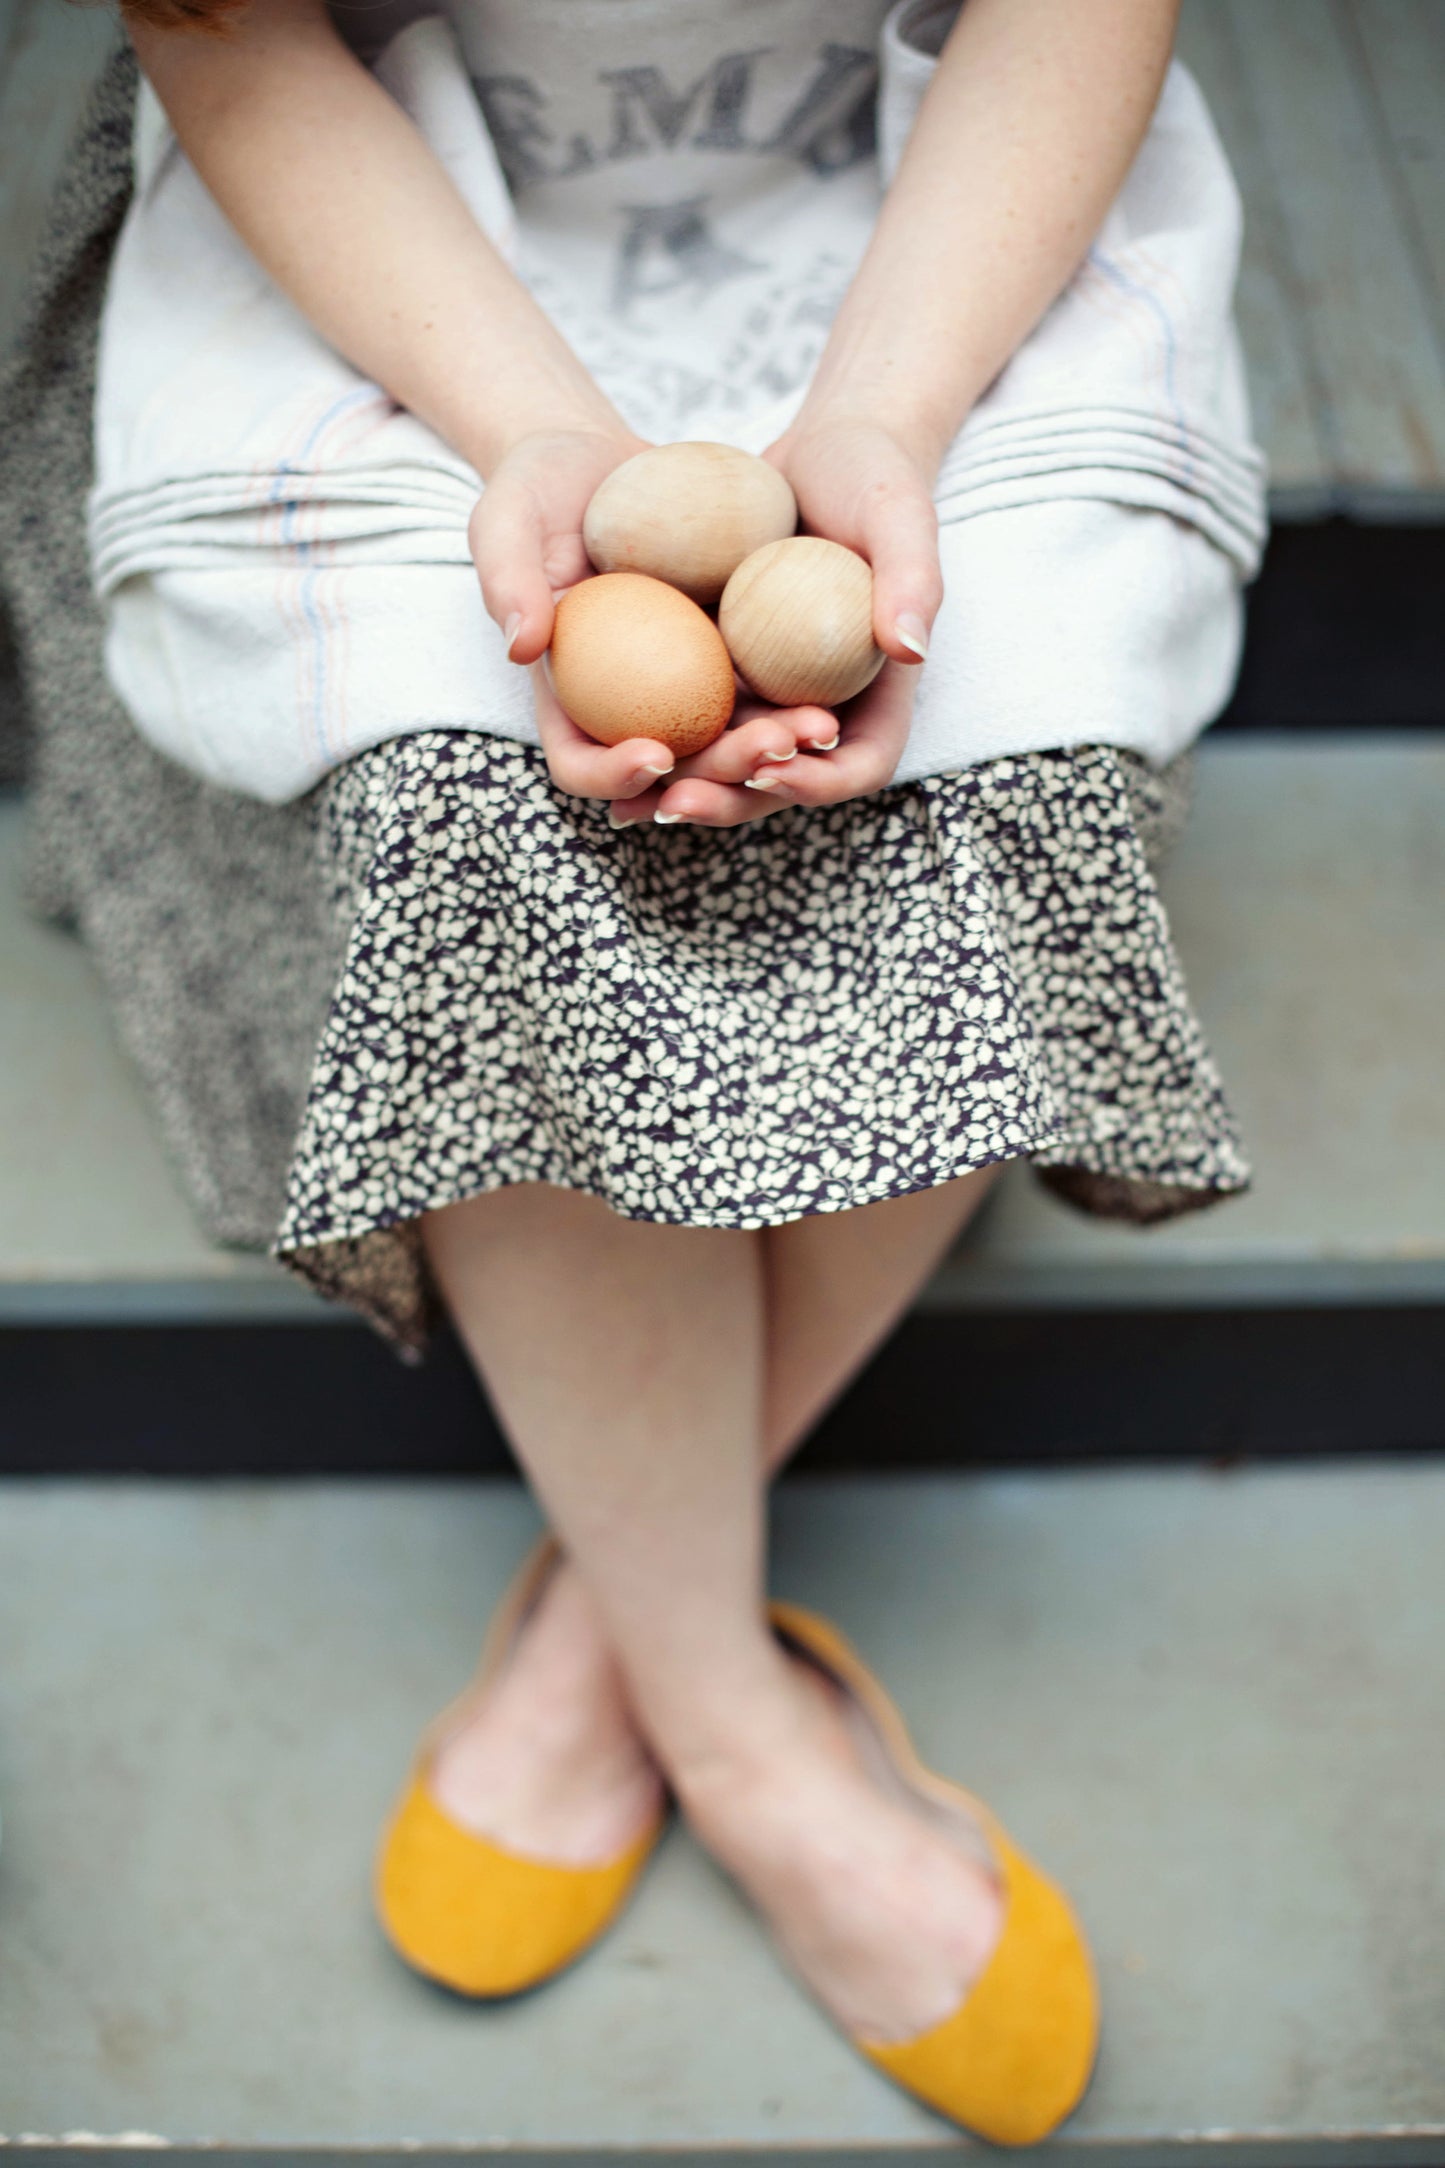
474,44 -> 879,192
460,21 -> 884,430
610,197 -> 765,318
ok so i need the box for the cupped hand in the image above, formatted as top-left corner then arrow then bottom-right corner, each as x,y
531,661 -> 840,814
765,413 -> 944,667
469,426 -> 650,664
611,661 -> 918,828
615,415 -> 939,826
470,423 -> 693,794
478,417 -> 938,826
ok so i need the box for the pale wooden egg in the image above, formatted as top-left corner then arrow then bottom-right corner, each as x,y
583,442 -> 798,607
719,536 -> 885,709
549,572 -> 735,759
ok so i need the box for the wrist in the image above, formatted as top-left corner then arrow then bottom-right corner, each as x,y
782,383 -> 957,484
457,402 -> 642,483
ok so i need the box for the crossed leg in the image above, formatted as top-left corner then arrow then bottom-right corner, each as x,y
421,1167 -> 1002,2040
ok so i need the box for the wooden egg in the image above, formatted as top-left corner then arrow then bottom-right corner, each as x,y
719,536 -> 885,709
583,442 -> 798,607
548,572 -> 735,758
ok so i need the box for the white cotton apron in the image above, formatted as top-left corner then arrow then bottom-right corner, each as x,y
89,0 -> 1266,802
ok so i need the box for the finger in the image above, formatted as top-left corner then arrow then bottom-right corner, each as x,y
853,479 -> 944,666
606,785 -> 665,829
669,710 -> 822,787
735,699 -> 841,757
533,666 -> 676,798
756,663 -> 913,805
546,729 -> 679,801
755,736 -> 891,807
652,777 -> 796,827
468,486 -> 560,665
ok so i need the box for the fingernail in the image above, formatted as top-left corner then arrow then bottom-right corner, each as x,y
503,611 -> 523,658
760,747 -> 798,763
811,733 -> 840,752
744,775 -> 786,791
639,761 -> 674,777
608,808 -> 637,829
895,612 -> 929,660
653,811 -> 685,825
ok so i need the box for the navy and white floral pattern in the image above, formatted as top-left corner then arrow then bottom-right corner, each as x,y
277,731 -> 1249,1351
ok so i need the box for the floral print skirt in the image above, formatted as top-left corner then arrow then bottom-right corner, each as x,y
276,731 -> 1250,1352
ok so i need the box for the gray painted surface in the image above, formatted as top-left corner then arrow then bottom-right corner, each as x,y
1176,2 -> 1445,514
1173,6 -> 1330,509
0,0 -> 117,359
0,791 -> 304,1309
4,738 -> 1443,1320
3,3 -> 1445,509
0,1468 -> 1442,2159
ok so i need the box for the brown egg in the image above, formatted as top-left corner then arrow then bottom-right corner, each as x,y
719,536 -> 885,709
583,442 -> 798,607
549,572 -> 735,758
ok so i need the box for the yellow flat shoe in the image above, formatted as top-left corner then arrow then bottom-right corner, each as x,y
769,1600 -> 1099,2148
376,1535 -> 667,1997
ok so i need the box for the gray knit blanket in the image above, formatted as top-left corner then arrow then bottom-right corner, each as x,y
0,50 -> 342,1251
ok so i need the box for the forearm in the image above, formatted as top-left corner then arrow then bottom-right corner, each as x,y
127,0 -> 627,477
798,0 -> 1180,472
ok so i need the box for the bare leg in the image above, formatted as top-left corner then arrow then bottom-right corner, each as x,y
430,1172 -> 997,1855
760,1166 -> 1002,1473
423,1171 -> 1005,2039
423,1186 -> 778,1764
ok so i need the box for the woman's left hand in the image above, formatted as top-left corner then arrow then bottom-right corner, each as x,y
611,416 -> 942,828
767,413 -> 945,669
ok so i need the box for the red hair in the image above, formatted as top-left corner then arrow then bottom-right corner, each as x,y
115,0 -> 247,32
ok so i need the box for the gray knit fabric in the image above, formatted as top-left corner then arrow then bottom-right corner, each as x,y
0,51 -> 342,1250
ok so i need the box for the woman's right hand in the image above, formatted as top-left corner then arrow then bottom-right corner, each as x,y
469,426 -> 684,801
471,428 -> 838,810
469,427 -> 644,668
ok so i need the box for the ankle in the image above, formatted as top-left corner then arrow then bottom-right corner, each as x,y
511,1558 -> 620,1690
658,1649 -> 820,1816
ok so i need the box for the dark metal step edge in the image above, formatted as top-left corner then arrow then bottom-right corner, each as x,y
4,1305 -> 1441,1475
2,2133 -> 1444,2166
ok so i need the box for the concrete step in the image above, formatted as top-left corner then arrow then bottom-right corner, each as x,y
4,736 -> 1443,1327
1,1464 -> 1442,2163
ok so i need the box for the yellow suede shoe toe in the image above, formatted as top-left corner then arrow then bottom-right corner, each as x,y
858,1818 -> 1098,2146
770,1601 -> 1099,2147
374,1535 -> 666,1998
376,1777 -> 664,1998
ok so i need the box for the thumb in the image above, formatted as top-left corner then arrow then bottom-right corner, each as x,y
856,479 -> 943,666
468,483 -> 558,665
